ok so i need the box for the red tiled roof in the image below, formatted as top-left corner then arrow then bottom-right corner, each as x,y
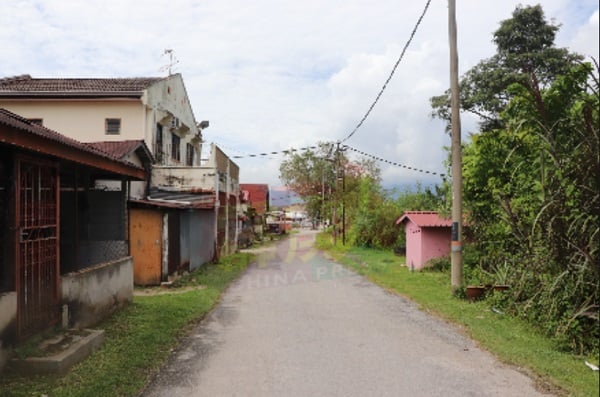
0,108 -> 144,173
395,211 -> 452,227
0,74 -> 163,97
85,140 -> 147,160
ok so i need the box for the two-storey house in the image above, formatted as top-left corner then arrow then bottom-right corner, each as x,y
0,74 -> 240,285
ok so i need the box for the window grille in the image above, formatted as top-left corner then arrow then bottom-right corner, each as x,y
186,143 -> 195,166
105,118 -> 121,135
171,134 -> 181,162
156,124 -> 164,163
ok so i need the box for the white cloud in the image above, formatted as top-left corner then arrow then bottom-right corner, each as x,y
569,9 -> 600,60
1,0 -> 598,188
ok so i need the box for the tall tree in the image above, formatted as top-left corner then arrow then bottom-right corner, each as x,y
432,4 -> 599,352
431,4 -> 582,132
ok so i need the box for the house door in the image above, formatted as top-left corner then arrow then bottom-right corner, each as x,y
16,157 -> 60,339
130,208 -> 163,285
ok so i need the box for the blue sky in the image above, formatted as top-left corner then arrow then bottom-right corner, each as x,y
1,0 -> 598,188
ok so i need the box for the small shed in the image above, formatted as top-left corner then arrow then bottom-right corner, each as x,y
396,211 -> 452,270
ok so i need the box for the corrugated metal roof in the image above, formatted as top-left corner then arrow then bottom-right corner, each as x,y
395,211 -> 452,227
0,75 -> 163,97
130,189 -> 216,209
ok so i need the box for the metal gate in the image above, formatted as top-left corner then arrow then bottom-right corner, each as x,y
16,157 -> 60,339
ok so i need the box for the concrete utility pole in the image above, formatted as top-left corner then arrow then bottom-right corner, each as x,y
448,0 -> 463,289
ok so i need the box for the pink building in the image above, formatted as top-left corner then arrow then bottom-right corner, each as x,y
396,211 -> 452,270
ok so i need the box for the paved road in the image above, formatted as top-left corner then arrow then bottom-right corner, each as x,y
141,230 -> 550,397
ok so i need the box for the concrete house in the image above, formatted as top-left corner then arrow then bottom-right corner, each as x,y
0,74 -> 240,285
395,211 -> 452,270
0,109 -> 146,371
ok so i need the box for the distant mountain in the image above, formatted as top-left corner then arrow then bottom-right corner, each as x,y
270,187 -> 303,208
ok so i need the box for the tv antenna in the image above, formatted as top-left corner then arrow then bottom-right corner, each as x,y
159,49 -> 179,76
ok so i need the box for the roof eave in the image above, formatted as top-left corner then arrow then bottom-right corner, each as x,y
0,92 -> 144,99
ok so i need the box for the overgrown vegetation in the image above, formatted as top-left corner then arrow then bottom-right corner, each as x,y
431,4 -> 599,354
0,253 -> 252,397
316,233 -> 599,397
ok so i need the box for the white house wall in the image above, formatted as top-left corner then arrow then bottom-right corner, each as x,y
152,165 -> 217,191
0,100 -> 145,142
144,75 -> 198,137
144,74 -> 202,165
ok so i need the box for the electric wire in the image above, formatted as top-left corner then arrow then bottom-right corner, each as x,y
229,145 -> 319,159
338,0 -> 432,144
343,144 -> 446,177
216,141 -> 445,178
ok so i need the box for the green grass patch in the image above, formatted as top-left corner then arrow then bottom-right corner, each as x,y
317,232 -> 599,397
0,253 -> 253,397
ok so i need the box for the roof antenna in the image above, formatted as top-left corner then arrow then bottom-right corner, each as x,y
159,49 -> 179,76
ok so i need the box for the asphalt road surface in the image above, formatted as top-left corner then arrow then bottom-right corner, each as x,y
141,230 -> 551,397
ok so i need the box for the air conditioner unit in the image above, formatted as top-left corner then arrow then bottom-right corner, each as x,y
170,117 -> 180,129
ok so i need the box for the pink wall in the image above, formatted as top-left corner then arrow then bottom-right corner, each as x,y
420,227 -> 451,268
404,220 -> 422,270
404,220 -> 451,270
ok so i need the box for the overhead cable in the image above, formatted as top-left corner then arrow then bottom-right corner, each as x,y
228,145 -> 319,159
338,0 -> 432,144
343,145 -> 446,177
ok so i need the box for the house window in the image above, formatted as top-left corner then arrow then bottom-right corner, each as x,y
27,118 -> 43,126
105,118 -> 121,135
156,124 -> 164,162
171,134 -> 181,162
186,143 -> 195,166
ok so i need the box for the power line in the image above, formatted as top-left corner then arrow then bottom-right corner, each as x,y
212,141 -> 445,178
343,144 -> 446,177
228,145 -> 319,159
338,0 -> 432,144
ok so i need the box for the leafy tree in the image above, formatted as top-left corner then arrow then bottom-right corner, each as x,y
432,3 -> 599,353
349,182 -> 445,249
431,4 -> 582,132
278,142 -> 379,224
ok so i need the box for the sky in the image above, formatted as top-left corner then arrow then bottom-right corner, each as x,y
1,0 -> 598,189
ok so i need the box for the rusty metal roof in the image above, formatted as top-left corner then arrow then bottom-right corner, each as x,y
130,188 -> 216,209
395,211 -> 452,227
0,74 -> 163,97
240,183 -> 269,213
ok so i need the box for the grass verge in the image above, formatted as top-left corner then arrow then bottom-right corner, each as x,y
316,233 -> 599,397
0,252 -> 253,397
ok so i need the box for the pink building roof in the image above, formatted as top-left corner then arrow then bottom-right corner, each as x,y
395,211 -> 452,227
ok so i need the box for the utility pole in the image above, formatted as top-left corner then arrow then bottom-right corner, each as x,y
448,0 -> 463,289
338,144 -> 346,246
